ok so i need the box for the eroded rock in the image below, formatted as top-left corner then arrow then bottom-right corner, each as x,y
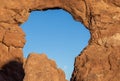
0,0 -> 119,81
23,53 -> 67,81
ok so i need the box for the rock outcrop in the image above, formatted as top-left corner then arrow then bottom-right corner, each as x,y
0,0 -> 120,81
23,53 -> 67,81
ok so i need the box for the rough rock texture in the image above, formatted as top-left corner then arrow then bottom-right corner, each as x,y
23,53 -> 67,81
0,0 -> 120,81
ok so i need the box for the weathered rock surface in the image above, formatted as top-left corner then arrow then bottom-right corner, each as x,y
0,0 -> 119,81
23,53 -> 67,81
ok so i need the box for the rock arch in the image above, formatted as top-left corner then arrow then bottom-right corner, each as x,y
0,0 -> 120,81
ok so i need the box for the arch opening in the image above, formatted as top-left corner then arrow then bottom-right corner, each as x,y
21,9 -> 90,80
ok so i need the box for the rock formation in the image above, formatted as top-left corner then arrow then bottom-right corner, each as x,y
0,0 -> 120,81
23,53 -> 67,81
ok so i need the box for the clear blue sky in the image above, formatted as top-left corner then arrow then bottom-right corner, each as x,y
21,9 -> 90,80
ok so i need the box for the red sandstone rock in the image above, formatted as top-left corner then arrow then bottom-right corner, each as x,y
23,53 -> 67,81
0,0 -> 119,81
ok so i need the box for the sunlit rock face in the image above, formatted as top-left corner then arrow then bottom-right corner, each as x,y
23,53 -> 67,81
0,0 -> 120,81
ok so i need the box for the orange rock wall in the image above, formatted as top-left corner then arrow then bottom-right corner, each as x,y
0,0 -> 120,81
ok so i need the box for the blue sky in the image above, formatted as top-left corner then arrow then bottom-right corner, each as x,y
21,9 -> 90,80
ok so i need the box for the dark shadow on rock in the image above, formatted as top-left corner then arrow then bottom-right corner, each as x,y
0,61 -> 25,81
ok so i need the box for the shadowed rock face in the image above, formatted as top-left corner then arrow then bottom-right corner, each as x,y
0,61 -> 24,81
0,0 -> 120,81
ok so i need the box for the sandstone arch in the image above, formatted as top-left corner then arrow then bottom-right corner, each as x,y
0,0 -> 120,81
